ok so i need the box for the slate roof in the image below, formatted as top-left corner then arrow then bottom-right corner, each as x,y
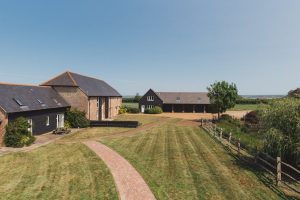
156,92 -> 210,104
0,84 -> 70,114
41,71 -> 122,97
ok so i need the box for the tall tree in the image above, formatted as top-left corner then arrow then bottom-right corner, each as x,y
288,88 -> 300,98
134,93 -> 141,102
207,81 -> 238,118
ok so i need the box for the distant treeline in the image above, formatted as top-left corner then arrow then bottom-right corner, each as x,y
236,98 -> 271,104
123,94 -> 141,103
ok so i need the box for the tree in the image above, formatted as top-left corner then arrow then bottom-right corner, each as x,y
260,98 -> 300,165
288,88 -> 300,98
133,93 -> 141,103
207,81 -> 238,118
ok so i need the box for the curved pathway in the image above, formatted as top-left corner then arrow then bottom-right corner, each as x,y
83,141 -> 156,200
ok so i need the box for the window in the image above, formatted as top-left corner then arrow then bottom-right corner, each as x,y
147,105 -> 154,109
13,98 -> 24,106
176,97 -> 180,103
147,96 -> 154,101
27,119 -> 33,133
37,99 -> 43,104
46,116 -> 50,126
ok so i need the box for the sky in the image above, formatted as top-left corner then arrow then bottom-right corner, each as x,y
0,0 -> 299,95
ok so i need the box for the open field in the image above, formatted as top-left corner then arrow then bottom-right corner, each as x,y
229,104 -> 268,111
122,102 -> 139,108
101,117 -> 288,200
0,143 -> 118,200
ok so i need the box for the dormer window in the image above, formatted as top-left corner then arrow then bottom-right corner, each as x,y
197,97 -> 202,103
13,98 -> 24,106
147,96 -> 154,101
176,97 -> 180,103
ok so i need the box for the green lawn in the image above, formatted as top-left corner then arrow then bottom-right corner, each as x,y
116,114 -> 166,125
0,143 -> 118,200
229,104 -> 268,111
0,115 -> 292,200
122,102 -> 139,108
101,118 -> 287,200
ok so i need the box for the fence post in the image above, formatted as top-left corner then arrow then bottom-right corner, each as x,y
201,119 -> 203,127
228,132 -> 232,144
220,129 -> 223,140
276,157 -> 281,186
237,139 -> 241,156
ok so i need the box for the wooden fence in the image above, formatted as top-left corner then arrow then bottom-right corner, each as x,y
202,122 -> 300,193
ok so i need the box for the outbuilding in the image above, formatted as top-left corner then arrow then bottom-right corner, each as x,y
139,89 -> 211,113
0,83 -> 70,145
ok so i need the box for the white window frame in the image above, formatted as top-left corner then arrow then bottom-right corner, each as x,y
147,105 -> 154,109
147,96 -> 154,101
46,116 -> 50,126
97,97 -> 100,108
27,119 -> 33,133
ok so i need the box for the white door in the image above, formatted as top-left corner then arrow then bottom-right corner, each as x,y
56,114 -> 64,128
141,105 -> 145,113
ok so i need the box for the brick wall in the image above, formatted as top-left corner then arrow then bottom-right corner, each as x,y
53,86 -> 89,116
0,110 -> 8,146
89,97 -> 99,120
109,97 -> 122,119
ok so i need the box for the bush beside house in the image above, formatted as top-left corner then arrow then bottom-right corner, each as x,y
145,106 -> 163,114
65,110 -> 90,128
4,117 -> 36,148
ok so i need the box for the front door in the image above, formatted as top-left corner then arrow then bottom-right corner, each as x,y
56,114 -> 64,128
141,105 -> 145,113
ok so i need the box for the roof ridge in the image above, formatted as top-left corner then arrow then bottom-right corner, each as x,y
40,70 -> 78,86
0,82 -> 50,87
69,71 -> 106,83
66,71 -> 78,86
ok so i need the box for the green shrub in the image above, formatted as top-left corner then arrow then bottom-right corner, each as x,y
126,107 -> 140,114
64,120 -> 71,129
145,106 -> 163,114
119,106 -> 127,114
65,110 -> 90,128
4,117 -> 36,148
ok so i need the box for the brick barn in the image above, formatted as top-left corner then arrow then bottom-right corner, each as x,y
139,89 -> 211,113
41,71 -> 122,121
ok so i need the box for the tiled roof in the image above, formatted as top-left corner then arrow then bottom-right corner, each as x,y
41,71 -> 122,97
156,92 -> 210,104
0,84 -> 70,114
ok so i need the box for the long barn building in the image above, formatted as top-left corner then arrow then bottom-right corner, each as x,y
139,89 -> 212,113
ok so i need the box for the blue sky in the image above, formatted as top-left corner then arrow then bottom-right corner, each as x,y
0,0 -> 299,95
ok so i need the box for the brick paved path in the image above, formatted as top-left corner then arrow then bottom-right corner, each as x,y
84,141 -> 156,200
